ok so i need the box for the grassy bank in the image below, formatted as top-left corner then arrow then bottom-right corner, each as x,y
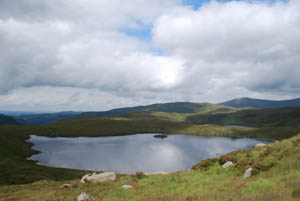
0,126 -> 91,185
32,115 -> 300,140
2,134 -> 300,201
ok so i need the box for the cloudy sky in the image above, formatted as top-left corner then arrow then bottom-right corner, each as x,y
0,0 -> 299,111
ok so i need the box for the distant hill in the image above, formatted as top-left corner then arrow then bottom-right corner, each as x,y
10,97 -> 300,126
81,102 -> 231,118
16,111 -> 82,125
219,97 -> 300,108
0,110 -> 45,116
144,102 -> 213,113
187,107 -> 300,127
0,114 -> 20,125
15,103 -> 210,125
12,102 -> 234,125
81,106 -> 147,117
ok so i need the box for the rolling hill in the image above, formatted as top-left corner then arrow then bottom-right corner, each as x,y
80,105 -> 147,117
0,114 -> 19,125
187,107 -> 300,127
16,102 -> 235,125
219,97 -> 300,108
16,111 -> 82,125
12,97 -> 300,125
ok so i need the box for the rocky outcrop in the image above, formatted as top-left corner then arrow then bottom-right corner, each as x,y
244,168 -> 253,179
255,143 -> 266,147
222,161 -> 234,168
77,192 -> 95,201
153,134 -> 168,139
80,172 -> 116,184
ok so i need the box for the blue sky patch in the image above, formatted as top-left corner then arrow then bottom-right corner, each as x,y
122,0 -> 289,42
183,0 -> 289,10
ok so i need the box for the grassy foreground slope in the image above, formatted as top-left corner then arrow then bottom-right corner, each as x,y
2,134 -> 300,201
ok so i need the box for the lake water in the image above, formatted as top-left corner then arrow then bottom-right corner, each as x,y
27,134 -> 270,174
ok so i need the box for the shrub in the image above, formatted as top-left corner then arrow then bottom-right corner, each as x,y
292,188 -> 300,198
133,172 -> 146,179
192,158 -> 218,170
251,161 -> 275,176
218,153 -> 238,165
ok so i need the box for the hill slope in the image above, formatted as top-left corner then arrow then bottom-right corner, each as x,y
81,102 -> 228,117
16,112 -> 82,125
6,97 -> 300,125
219,97 -> 300,108
187,107 -> 300,127
81,105 -> 147,117
16,102 -> 224,125
0,114 -> 19,125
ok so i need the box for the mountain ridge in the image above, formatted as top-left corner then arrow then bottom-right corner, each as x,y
4,97 -> 300,125
219,97 -> 300,108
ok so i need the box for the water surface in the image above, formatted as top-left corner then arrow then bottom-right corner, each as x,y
27,134 -> 270,174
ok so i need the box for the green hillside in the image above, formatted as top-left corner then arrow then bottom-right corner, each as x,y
187,107 -> 300,127
220,97 -> 300,108
0,114 -> 19,125
0,126 -> 90,185
26,103 -> 300,140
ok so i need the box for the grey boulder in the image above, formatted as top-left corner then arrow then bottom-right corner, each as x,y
222,161 -> 234,168
77,192 -> 95,201
121,184 -> 133,189
244,168 -> 253,179
255,143 -> 266,147
80,172 -> 116,184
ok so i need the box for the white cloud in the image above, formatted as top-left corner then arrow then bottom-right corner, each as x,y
152,0 -> 300,102
0,0 -> 300,111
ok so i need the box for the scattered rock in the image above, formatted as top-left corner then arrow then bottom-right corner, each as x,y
77,192 -> 95,201
80,174 -> 90,184
121,184 -> 133,189
59,184 -> 75,189
222,161 -> 234,168
255,143 -> 266,147
153,134 -> 168,139
80,172 -> 116,184
243,168 -> 253,179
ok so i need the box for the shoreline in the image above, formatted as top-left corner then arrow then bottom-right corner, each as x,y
25,133 -> 275,175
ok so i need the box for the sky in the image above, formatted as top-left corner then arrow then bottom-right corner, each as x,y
0,0 -> 299,111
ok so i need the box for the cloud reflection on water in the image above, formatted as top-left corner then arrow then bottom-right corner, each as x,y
28,134 -> 269,174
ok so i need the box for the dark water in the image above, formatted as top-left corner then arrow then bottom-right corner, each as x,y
27,134 -> 270,174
